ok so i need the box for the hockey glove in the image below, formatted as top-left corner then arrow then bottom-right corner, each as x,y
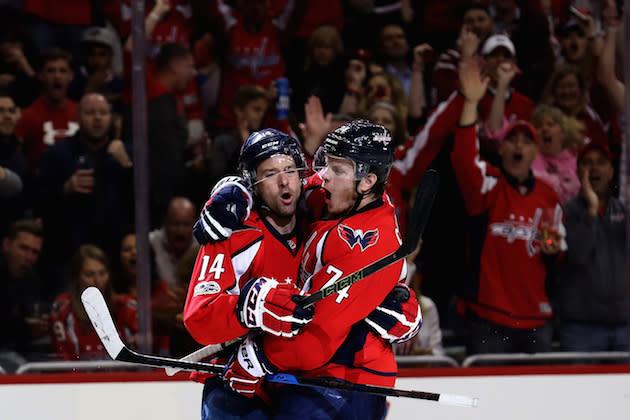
237,277 -> 314,337
223,336 -> 276,397
364,284 -> 422,343
193,176 -> 253,244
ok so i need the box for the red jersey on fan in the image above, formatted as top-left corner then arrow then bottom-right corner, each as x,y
213,0 -> 288,128
15,96 -> 78,173
388,91 -> 466,232
261,197 -> 406,387
451,124 -> 565,329
50,293 -> 137,361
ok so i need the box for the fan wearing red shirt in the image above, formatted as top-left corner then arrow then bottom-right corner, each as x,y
452,59 -> 565,354
16,48 -> 78,173
50,244 -> 137,361
212,0 -> 304,129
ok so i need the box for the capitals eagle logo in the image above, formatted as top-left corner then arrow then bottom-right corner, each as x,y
337,224 -> 379,251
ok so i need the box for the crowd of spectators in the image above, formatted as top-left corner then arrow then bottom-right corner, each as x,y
0,0 -> 628,372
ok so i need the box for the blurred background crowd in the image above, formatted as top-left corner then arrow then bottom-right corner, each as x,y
0,0 -> 628,373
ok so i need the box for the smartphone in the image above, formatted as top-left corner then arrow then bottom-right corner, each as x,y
76,154 -> 94,171
569,6 -> 589,22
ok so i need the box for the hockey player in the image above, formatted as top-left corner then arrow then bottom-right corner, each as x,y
221,121 -> 415,419
183,128 -> 313,419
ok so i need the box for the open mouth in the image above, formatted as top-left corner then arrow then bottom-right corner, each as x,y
543,136 -> 552,144
512,152 -> 523,162
280,192 -> 293,204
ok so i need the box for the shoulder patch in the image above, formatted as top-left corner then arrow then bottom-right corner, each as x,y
194,281 -> 222,296
337,224 -> 379,252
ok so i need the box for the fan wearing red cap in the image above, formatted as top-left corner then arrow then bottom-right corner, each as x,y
498,119 -> 539,184
450,58 -> 566,355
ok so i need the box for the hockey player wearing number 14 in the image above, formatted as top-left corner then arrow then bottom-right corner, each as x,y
183,129 -> 313,420
213,121 -> 421,420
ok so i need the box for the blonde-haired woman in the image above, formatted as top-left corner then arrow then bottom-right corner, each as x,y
540,64 -> 608,148
530,104 -> 585,202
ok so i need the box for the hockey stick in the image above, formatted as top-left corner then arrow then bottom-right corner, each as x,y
165,169 -> 441,375
163,339 -> 239,376
297,168 -> 440,309
81,286 -> 478,407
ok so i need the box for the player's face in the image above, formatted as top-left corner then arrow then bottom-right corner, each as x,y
39,59 -> 73,102
2,232 -> 42,279
578,149 -> 614,196
255,154 -> 301,219
554,73 -> 581,112
78,94 -> 112,140
79,257 -> 110,292
0,96 -> 20,136
536,114 -> 565,157
320,155 -> 357,215
499,130 -> 538,182
119,234 -> 137,279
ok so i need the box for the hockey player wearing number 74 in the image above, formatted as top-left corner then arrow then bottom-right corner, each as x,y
184,126 -> 421,419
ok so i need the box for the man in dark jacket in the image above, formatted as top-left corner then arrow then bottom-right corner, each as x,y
146,43 -> 196,227
37,92 -> 133,299
0,95 -> 30,238
556,143 -> 628,351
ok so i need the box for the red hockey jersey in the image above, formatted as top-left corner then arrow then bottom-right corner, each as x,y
50,292 -> 137,361
213,1 -> 287,128
184,210 -> 303,346
261,198 -> 407,387
388,91 -> 466,232
451,124 -> 565,329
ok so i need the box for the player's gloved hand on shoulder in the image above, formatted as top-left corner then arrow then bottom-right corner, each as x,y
364,284 -> 422,343
237,277 -> 314,337
223,336 -> 276,397
193,176 -> 253,244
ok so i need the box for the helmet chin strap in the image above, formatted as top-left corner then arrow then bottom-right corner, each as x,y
348,180 -> 367,215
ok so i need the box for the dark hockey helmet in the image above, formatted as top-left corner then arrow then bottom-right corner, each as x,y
319,119 -> 394,185
238,128 -> 307,189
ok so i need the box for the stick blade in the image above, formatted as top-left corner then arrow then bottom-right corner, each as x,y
81,286 -> 125,360
438,393 -> 479,408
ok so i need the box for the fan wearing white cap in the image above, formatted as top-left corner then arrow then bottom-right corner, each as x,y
478,33 -> 534,149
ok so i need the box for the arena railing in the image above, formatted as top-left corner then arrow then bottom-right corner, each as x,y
461,351 -> 630,367
15,360 -> 145,374
395,354 -> 459,367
